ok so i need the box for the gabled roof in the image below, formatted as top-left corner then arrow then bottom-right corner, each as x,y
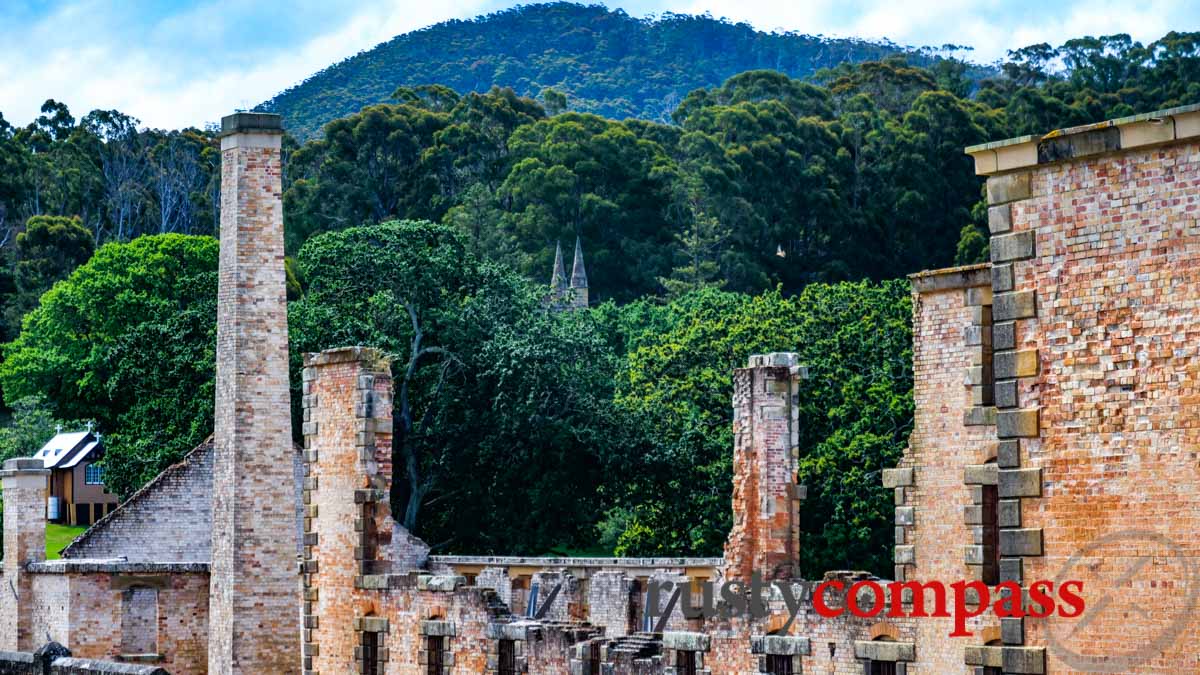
60,439 -> 100,469
60,435 -> 305,563
60,437 -> 214,562
34,431 -> 100,469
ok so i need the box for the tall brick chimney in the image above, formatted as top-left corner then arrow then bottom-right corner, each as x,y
723,353 -> 807,581
0,458 -> 50,651
208,112 -> 300,674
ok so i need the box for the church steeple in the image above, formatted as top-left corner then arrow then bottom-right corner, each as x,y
569,236 -> 588,309
550,241 -> 568,293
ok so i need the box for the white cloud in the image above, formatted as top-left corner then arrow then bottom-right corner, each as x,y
0,0 -> 495,129
658,0 -> 1193,62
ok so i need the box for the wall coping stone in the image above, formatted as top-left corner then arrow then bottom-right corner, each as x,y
219,112 -> 283,137
0,457 -> 50,476
966,103 -> 1200,175
908,263 -> 991,292
27,560 -> 208,574
429,555 -> 723,568
52,656 -> 170,674
303,346 -> 391,369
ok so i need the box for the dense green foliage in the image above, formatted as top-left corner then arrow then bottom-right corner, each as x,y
290,221 -> 628,552
259,3 -> 922,139
0,395 -> 80,466
601,281 -> 911,573
0,235 -> 219,497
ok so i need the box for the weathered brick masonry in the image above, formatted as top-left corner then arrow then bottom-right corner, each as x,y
964,104 -> 1200,674
208,112 -> 299,674
724,353 -> 807,582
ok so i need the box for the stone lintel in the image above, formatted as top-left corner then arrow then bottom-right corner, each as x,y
662,631 -> 711,652
853,640 -> 915,662
751,635 -> 811,656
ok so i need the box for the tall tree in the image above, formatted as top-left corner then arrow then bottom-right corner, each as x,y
0,234 -> 218,496
290,220 -> 626,553
6,215 -> 95,335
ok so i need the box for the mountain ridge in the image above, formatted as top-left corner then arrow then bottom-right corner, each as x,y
256,2 -> 940,139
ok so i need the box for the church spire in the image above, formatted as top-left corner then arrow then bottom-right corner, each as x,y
550,241 -> 568,293
570,236 -> 588,289
569,236 -> 588,309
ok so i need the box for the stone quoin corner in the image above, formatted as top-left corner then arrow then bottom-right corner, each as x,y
3,98 -> 1200,674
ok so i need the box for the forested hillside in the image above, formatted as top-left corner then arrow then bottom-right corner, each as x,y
1,18 -> 1199,574
257,2 -> 936,138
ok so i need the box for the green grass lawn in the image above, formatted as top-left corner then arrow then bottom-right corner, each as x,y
45,523 -> 88,560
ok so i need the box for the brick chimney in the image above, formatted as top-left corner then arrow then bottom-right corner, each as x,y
723,353 -> 807,581
1,458 -> 50,651
208,112 -> 300,674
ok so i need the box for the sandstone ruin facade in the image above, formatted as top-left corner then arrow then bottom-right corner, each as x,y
3,104 -> 1200,673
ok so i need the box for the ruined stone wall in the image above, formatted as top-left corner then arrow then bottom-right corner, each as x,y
700,580 -> 914,675
1,460 -> 50,651
893,266 -> 1003,673
374,578 -> 504,674
970,114 -> 1200,673
587,571 -> 635,637
4,567 -> 209,675
29,573 -> 70,649
724,354 -> 805,581
301,347 -> 398,674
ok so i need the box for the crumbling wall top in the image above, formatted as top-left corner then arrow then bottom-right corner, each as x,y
908,263 -> 991,293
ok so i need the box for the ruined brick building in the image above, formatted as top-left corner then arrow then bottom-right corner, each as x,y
4,103 -> 1200,673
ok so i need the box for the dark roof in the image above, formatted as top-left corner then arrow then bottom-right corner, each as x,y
34,431 -> 101,470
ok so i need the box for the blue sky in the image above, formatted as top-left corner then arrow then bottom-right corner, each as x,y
1,0 -> 1195,130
